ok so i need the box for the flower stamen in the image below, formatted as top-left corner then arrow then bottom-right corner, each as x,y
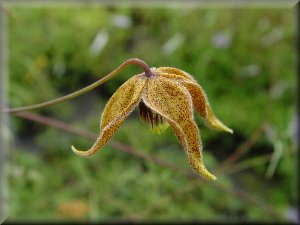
139,101 -> 165,128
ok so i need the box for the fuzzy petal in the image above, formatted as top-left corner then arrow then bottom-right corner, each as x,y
181,80 -> 233,134
142,76 -> 216,181
72,75 -> 147,157
205,101 -> 233,134
157,69 -> 233,134
156,67 -> 196,81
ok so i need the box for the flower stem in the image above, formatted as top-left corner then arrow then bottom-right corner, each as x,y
134,58 -> 154,77
1,58 -> 152,113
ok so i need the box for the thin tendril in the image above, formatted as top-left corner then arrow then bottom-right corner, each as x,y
1,58 -> 152,113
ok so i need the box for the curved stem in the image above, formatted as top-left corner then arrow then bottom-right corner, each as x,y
1,58 -> 152,113
133,58 -> 153,77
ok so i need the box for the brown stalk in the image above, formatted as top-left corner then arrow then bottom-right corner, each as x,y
12,111 -> 281,219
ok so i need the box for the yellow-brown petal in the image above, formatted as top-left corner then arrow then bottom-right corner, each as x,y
157,69 -> 232,134
72,74 -> 147,157
142,76 -> 216,181
156,67 -> 196,81
205,101 -> 233,134
181,80 -> 233,134
157,70 -> 207,116
180,80 -> 207,117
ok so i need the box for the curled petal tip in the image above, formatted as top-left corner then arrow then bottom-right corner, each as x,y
210,175 -> 217,181
207,116 -> 233,134
200,170 -> 217,181
223,126 -> 233,134
71,145 -> 89,157
192,162 -> 217,181
199,167 -> 217,181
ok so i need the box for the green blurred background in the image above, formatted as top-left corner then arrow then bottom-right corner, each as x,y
6,4 -> 297,223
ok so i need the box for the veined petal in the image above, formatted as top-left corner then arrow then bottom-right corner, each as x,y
101,74 -> 146,129
157,69 -> 233,134
158,74 -> 207,117
180,80 -> 207,117
72,74 -> 147,157
181,80 -> 233,134
142,76 -> 216,181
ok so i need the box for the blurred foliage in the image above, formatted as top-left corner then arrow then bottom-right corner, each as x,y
6,4 -> 297,223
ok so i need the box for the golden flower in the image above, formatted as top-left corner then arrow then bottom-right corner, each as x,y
72,67 -> 232,181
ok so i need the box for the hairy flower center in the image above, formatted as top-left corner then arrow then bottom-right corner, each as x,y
139,101 -> 165,128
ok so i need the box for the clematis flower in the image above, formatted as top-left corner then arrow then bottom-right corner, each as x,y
72,67 -> 232,181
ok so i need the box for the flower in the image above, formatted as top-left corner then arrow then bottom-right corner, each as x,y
72,67 -> 233,181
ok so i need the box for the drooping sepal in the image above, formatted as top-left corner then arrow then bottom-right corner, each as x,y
72,75 -> 147,157
157,68 -> 233,134
142,76 -> 216,181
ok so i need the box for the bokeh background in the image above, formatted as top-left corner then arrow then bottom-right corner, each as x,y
5,3 -> 298,223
